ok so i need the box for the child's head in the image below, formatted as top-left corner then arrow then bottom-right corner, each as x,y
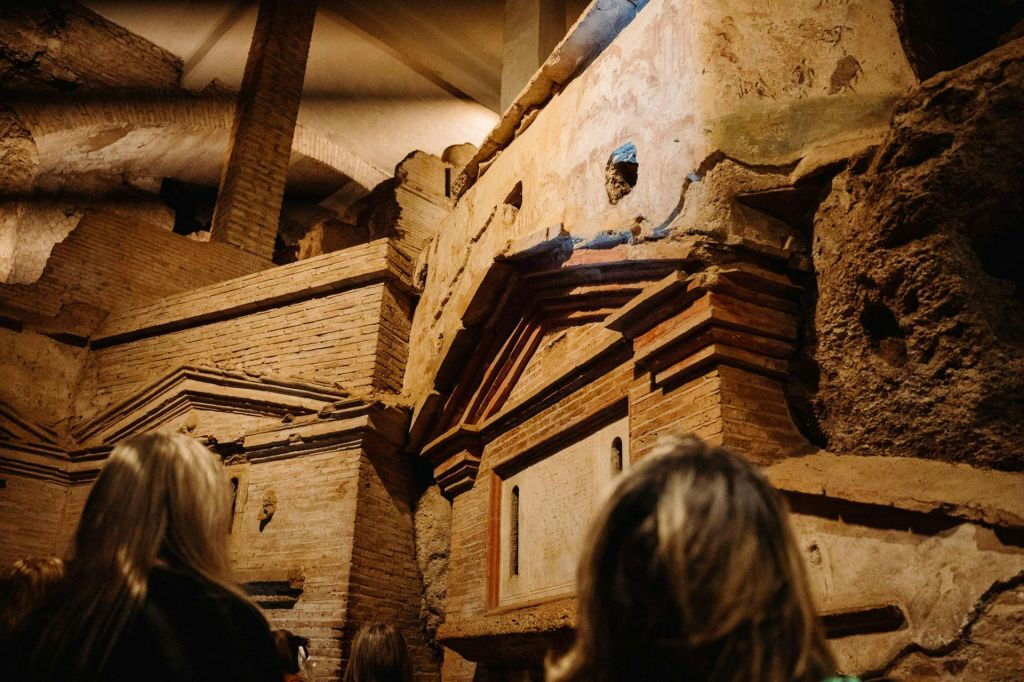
0,556 -> 65,636
343,622 -> 412,682
272,629 -> 312,676
549,434 -> 835,682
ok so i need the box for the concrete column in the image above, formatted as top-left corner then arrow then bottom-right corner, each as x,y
210,0 -> 317,260
501,0 -> 565,112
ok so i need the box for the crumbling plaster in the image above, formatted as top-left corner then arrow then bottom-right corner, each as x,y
406,0 -> 916,402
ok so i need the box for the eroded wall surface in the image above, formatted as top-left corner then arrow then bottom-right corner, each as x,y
405,0 -> 916,403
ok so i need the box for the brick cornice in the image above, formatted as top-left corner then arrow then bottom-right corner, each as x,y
72,365 -> 351,447
93,239 -> 411,347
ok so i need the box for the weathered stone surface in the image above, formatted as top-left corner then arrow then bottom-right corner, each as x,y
0,105 -> 37,194
792,37 -> 1024,470
882,581 -> 1024,681
406,0 -> 914,402
414,483 -> 452,647
0,327 -> 85,433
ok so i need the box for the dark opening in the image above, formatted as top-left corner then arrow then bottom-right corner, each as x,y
504,181 -> 523,210
893,0 -> 1024,80
606,142 -> 638,205
159,178 -> 216,236
610,437 -> 623,473
860,300 -> 907,366
510,485 -> 520,576
228,476 -> 239,533
823,604 -> 907,639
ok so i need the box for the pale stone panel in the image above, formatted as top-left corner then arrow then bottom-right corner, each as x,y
498,416 -> 628,605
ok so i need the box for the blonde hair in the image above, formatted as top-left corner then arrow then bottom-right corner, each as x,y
548,434 -> 836,682
28,431 -> 255,679
343,622 -> 413,682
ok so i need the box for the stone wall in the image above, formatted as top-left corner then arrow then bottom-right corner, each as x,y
791,36 -> 1024,470
0,1 -> 181,93
2,2 -> 1024,681
0,235 -> 431,681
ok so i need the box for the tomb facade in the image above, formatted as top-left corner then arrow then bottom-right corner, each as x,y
1,1 -> 1023,680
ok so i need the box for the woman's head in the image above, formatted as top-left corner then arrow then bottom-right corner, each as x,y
0,557 -> 65,636
549,434 -> 835,682
343,622 -> 412,682
28,431 -> 245,679
74,430 -> 234,584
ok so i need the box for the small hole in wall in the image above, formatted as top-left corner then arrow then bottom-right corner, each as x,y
444,167 -> 452,198
504,181 -> 523,210
860,300 -> 907,367
606,142 -> 638,205
510,485 -> 520,576
610,437 -> 623,474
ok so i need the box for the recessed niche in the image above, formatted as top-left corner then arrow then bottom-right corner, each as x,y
504,181 -> 523,210
610,437 -> 623,473
605,142 -> 638,205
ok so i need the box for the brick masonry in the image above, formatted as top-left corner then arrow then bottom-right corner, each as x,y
0,233 -> 430,680
210,0 -> 317,260
0,208 -> 270,337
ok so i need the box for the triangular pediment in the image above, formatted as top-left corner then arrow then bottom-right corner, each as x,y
412,237 -> 691,458
73,365 -> 352,448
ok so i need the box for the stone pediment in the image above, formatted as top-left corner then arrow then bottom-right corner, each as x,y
411,232 -> 701,494
0,402 -> 70,483
412,229 -> 815,495
72,365 -> 352,449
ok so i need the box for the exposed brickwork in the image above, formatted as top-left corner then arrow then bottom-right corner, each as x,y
95,239 -> 405,344
0,209 -> 270,335
344,448 -> 440,680
230,446 -> 362,680
505,324 -> 619,408
210,0 -> 317,260
0,1 -> 182,93
83,284 -> 389,425
374,284 -> 414,394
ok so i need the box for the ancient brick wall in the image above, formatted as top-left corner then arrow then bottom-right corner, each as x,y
344,448 -> 440,680
77,240 -> 410,425
1,234 -> 422,682
0,1 -> 182,93
406,2 -> 1024,680
229,446 -> 362,680
0,209 -> 270,335
405,0 -> 917,403
0,473 -> 67,565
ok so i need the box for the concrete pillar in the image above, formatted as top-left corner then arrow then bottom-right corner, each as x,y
501,0 -> 565,112
210,0 -> 317,260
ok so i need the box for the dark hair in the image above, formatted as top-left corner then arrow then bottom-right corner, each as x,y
272,629 -> 311,674
343,622 -> 413,682
548,434 -> 837,682
0,557 -> 65,636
